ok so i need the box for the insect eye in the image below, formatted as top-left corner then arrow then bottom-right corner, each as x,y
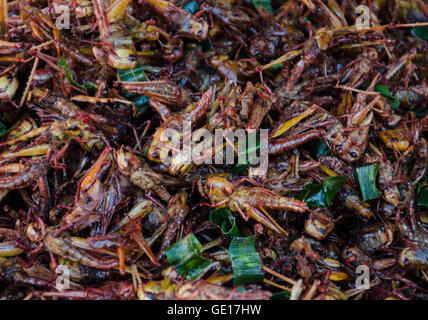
404,258 -> 410,267
349,151 -> 358,158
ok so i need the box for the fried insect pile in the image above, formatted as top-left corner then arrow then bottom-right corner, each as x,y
0,0 -> 427,300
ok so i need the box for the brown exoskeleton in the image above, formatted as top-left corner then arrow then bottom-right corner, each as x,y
198,175 -> 308,235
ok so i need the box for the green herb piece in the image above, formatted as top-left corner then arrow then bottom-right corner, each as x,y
390,97 -> 400,109
228,236 -> 263,285
183,0 -> 199,14
299,176 -> 348,208
322,176 -> 348,205
118,62 -> 150,110
271,291 -> 290,300
58,55 -> 97,91
201,37 -> 214,52
418,188 -> 428,206
231,163 -> 249,175
0,121 -> 6,136
416,174 -> 427,196
265,61 -> 283,73
374,84 -> 400,109
374,84 -> 391,96
251,0 -> 273,13
412,26 -> 428,42
117,63 -> 146,82
166,233 -> 215,280
209,208 -> 240,237
299,184 -> 324,208
402,288 -> 411,298
355,164 -> 381,201
269,62 -> 283,71
413,107 -> 428,119
307,138 -> 331,157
